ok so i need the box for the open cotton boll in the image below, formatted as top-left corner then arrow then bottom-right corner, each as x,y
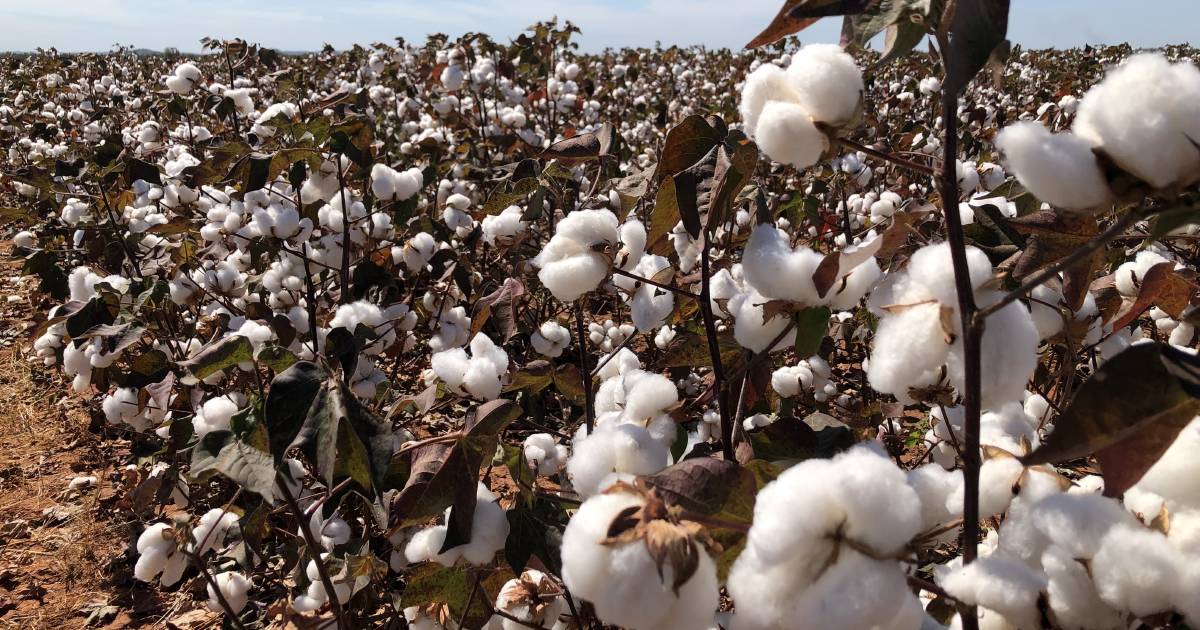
593,368 -> 679,447
530,321 -> 570,358
1073,53 -> 1200,189
729,287 -> 795,353
560,492 -> 719,630
784,43 -> 863,125
533,208 -> 619,302
629,255 -> 675,331
191,507 -> 240,556
771,363 -> 814,398
293,553 -> 353,612
948,295 -> 1039,411
481,205 -> 528,246
1114,249 -> 1170,297
430,333 -> 509,401
937,556 -> 1048,630
616,219 -> 647,270
866,299 -> 948,399
494,569 -> 565,630
994,122 -> 1110,210
523,433 -> 568,475
739,63 -> 800,136
135,522 -> 188,585
1092,526 -> 1182,617
405,483 -> 509,567
741,224 -> 823,304
1042,545 -> 1123,630
753,100 -> 827,169
192,394 -> 242,438
908,464 -> 963,532
207,571 -> 251,614
566,424 -> 668,498
596,347 -> 641,382
728,446 -> 921,630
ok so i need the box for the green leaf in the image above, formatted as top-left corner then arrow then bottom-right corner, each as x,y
1022,343 -> 1200,496
178,335 -> 253,384
265,361 -> 327,462
190,426 -> 278,503
256,344 -> 299,372
792,306 -> 831,358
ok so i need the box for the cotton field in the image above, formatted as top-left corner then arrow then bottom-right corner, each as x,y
4,2 -> 1200,629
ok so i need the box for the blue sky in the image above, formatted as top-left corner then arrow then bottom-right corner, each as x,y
2,0 -> 1194,52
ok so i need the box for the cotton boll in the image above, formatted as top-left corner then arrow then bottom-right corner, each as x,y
431,333 -> 509,401
191,508 -> 239,556
1091,526 -> 1180,617
481,205 -> 528,246
770,363 -> 813,398
1073,53 -> 1200,189
908,464 -> 963,532
494,570 -> 565,630
593,369 -> 679,447
560,491 -> 719,630
729,288 -> 795,354
530,321 -> 570,358
533,209 -> 619,302
994,122 -> 1110,210
937,556 -> 1048,630
741,224 -> 823,304
947,455 -> 1023,518
566,424 -> 669,498
629,255 -> 675,331
192,395 -> 242,438
738,63 -> 798,136
950,291 -> 1038,410
523,433 -> 568,475
728,446 -> 921,630
785,44 -> 864,125
406,483 -> 509,566
1041,545 -> 1122,630
1114,250 -> 1170,297
866,300 -> 948,399
207,571 -> 251,614
1029,493 -> 1140,560
753,100 -> 826,170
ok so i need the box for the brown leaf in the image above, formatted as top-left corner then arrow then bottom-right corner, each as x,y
1110,262 -> 1197,330
540,123 -> 615,161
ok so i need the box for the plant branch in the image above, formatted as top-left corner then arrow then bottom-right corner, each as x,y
277,474 -> 348,630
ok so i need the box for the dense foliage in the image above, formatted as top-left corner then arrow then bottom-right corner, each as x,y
4,3 -> 1200,628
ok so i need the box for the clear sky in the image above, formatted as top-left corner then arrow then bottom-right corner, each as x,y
1,0 -> 1194,53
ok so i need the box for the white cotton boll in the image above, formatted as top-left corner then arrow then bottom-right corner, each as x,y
530,321 -> 570,358
431,333 -> 508,401
455,483 -> 509,565
948,292 -> 1038,411
728,446 -> 921,630
1114,249 -> 1170,297
566,424 -> 669,498
533,209 -> 619,302
785,44 -> 863,125
192,395 -> 242,438
404,526 -> 450,565
739,63 -> 799,137
867,300 -> 947,399
523,433 -> 568,475
741,224 -> 823,304
937,556 -> 1048,630
370,163 -> 398,200
399,232 -> 437,272
994,122 -> 1110,210
596,347 -> 640,382
753,100 -> 826,170
1042,545 -> 1123,630
593,369 -> 679,447
826,258 -> 881,310
1073,53 -> 1200,189
771,364 -> 813,398
134,522 -> 186,584
560,492 -> 719,630
1029,493 -> 1138,560
207,571 -> 250,614
629,255 -> 675,331
1091,526 -> 1180,617
14,230 -> 36,249
495,570 -> 565,630
481,205 -> 528,246
908,464 -> 963,531
947,455 -> 1023,518
617,220 -> 647,270
191,508 -> 239,555
729,288 -> 795,354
